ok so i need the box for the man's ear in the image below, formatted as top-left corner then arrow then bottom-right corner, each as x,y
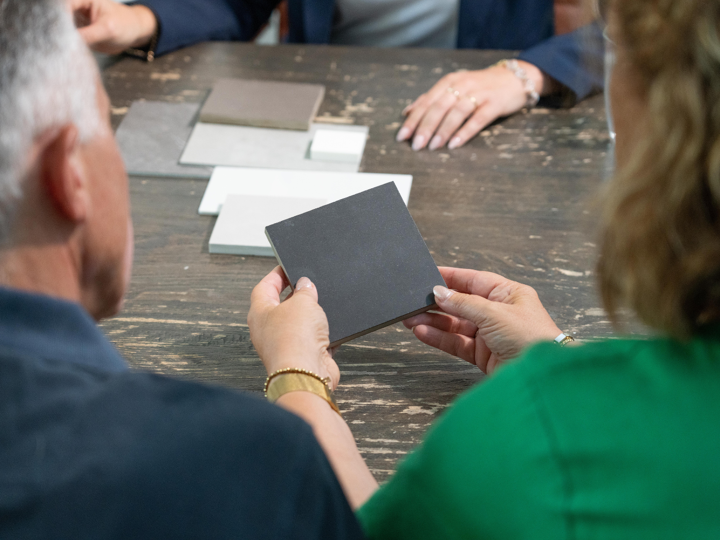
40,124 -> 90,223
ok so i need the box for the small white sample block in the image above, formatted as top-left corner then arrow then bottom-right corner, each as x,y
310,129 -> 367,163
209,195 -> 326,257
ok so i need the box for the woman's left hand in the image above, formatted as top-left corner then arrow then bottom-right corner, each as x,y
397,61 -> 547,151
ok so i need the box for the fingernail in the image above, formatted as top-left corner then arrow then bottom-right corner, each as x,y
412,135 -> 425,151
433,285 -> 454,301
396,127 -> 411,142
429,135 -> 443,150
296,277 -> 313,290
448,137 -> 462,150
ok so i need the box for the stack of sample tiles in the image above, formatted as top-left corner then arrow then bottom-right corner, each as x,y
205,168 -> 412,256
115,77 -> 411,257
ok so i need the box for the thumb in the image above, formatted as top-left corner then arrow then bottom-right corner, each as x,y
292,277 -> 319,303
433,285 -> 492,326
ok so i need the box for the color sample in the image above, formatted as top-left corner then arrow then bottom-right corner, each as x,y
266,183 -> 444,347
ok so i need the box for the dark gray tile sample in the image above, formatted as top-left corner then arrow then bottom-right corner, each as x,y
266,182 -> 445,347
199,78 -> 325,131
116,101 -> 212,179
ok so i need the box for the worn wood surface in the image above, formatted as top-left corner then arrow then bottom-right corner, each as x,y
100,43 -> 613,480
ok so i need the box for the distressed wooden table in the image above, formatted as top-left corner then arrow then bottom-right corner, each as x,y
100,43 -> 612,480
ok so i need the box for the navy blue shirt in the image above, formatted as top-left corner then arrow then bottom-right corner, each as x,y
0,288 -> 363,539
138,0 -> 604,104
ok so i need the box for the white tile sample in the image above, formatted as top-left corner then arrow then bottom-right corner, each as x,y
116,101 -> 212,179
310,129 -> 367,162
180,122 -> 369,172
209,194 -> 326,256
198,167 -> 413,216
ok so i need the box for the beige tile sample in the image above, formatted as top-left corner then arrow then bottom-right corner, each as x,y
199,78 -> 325,130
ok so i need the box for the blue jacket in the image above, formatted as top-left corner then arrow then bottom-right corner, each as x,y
142,0 -> 604,103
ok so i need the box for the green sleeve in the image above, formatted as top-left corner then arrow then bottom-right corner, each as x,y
356,358 -> 568,540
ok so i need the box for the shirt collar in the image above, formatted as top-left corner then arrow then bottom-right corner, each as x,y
0,287 -> 128,373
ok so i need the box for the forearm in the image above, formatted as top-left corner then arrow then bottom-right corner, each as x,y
276,392 -> 379,509
139,0 -> 277,56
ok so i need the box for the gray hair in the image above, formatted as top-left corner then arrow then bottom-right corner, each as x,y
0,0 -> 99,239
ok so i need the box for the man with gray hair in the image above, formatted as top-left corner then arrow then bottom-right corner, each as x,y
0,1 -> 363,537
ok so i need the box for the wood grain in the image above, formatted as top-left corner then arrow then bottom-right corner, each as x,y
101,43 -> 613,481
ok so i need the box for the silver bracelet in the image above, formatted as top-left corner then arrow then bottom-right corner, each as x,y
496,59 -> 540,109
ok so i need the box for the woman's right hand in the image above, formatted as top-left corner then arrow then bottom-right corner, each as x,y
404,267 -> 562,374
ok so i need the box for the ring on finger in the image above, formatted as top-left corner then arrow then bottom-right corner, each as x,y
447,87 -> 461,99
464,95 -> 479,110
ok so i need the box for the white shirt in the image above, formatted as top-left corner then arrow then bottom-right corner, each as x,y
330,0 -> 460,48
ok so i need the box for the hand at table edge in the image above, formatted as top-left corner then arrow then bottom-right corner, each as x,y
397,61 -> 553,151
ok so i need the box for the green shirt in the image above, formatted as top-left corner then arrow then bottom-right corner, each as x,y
357,333 -> 720,539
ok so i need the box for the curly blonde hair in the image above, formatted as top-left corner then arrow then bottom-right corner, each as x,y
597,0 -> 720,338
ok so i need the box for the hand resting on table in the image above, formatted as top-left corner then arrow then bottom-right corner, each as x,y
404,267 -> 562,374
397,61 -> 555,151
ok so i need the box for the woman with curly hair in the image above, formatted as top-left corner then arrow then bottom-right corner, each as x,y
249,0 -> 720,537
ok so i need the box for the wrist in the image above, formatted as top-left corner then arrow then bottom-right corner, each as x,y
515,60 -> 546,96
264,355 -> 334,387
276,388 -> 338,416
265,368 -> 342,416
129,5 -> 157,49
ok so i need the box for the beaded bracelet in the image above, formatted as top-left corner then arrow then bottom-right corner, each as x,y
496,59 -> 540,109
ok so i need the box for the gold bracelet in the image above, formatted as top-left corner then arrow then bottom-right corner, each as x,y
264,368 -> 341,416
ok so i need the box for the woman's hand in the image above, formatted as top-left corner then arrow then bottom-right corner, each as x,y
248,267 -> 340,389
68,0 -> 157,54
249,267 -> 378,507
404,267 -> 561,374
397,61 -> 548,151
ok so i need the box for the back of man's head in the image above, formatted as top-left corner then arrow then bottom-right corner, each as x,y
0,0 -> 99,241
0,0 -> 132,320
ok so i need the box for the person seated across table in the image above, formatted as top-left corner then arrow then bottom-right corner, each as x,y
0,1 -> 364,537
248,0 -> 720,536
68,0 -> 604,151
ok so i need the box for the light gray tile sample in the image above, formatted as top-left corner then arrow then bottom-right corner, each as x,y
179,122 -> 369,173
209,194 -> 327,256
116,101 -> 212,179
198,167 -> 413,216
